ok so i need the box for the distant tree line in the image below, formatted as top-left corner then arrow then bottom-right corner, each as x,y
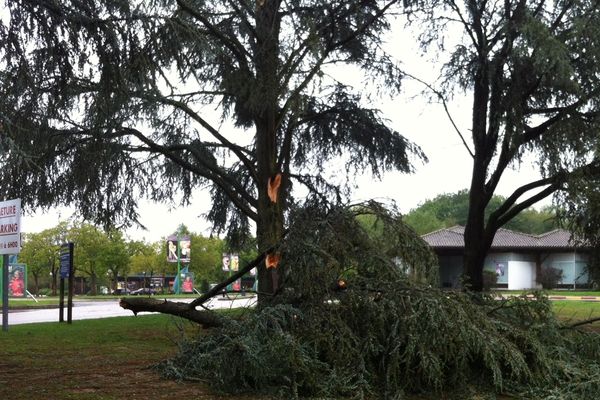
404,189 -> 559,236
18,222 -> 254,296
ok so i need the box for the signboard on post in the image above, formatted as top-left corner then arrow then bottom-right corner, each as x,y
60,243 -> 73,278
59,242 -> 74,323
0,199 -> 21,255
1,198 -> 21,332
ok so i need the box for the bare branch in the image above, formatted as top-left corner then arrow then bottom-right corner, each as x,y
404,72 -> 474,158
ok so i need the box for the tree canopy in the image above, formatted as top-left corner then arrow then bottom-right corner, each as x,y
19,221 -> 69,295
404,189 -> 559,235
0,0 -> 424,296
403,0 -> 600,290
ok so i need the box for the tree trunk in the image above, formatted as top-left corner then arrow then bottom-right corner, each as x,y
254,1 -> 283,304
90,273 -> 97,295
51,271 -> 57,296
463,168 -> 488,291
463,56 -> 493,292
33,274 -> 39,295
464,152 -> 497,291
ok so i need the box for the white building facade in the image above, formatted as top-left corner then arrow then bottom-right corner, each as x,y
424,226 -> 590,290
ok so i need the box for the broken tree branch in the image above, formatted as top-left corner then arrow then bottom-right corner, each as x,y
562,316 -> 600,330
119,297 -> 224,327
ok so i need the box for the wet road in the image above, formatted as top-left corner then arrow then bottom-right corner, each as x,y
6,296 -> 257,325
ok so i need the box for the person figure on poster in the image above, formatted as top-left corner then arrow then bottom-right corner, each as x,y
168,240 -> 177,262
222,254 -> 230,271
182,275 -> 193,293
9,269 -> 25,297
231,255 -> 239,272
495,263 -> 504,277
180,240 -> 191,261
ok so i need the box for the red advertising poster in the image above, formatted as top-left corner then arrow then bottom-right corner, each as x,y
181,273 -> 194,293
8,264 -> 26,297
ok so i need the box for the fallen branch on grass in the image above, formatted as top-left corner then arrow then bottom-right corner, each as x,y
119,249 -> 271,327
563,316 -> 600,329
119,297 -> 224,327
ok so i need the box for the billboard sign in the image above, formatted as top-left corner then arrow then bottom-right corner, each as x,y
167,236 -> 178,262
179,237 -> 191,263
181,272 -> 194,293
167,235 -> 191,263
231,254 -> 239,272
222,253 -> 230,271
0,199 -> 21,254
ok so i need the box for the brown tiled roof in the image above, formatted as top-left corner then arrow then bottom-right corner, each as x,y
422,225 -> 585,250
537,229 -> 578,248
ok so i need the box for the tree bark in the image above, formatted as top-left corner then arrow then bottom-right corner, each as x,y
463,163 -> 490,291
90,273 -> 97,295
51,271 -> 57,296
33,274 -> 39,295
463,48 -> 493,292
254,1 -> 284,303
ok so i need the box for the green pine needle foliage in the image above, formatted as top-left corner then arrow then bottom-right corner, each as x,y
158,201 -> 600,399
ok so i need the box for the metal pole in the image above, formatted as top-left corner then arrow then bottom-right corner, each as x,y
67,242 -> 74,324
2,254 -> 9,331
176,237 -> 181,294
59,277 -> 65,322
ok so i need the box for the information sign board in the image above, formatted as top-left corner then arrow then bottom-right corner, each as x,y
60,243 -> 73,278
0,199 -> 21,254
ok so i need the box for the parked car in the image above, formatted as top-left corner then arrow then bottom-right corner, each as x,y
130,287 -> 157,296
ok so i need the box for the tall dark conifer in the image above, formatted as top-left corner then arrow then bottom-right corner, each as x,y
0,1 -> 422,298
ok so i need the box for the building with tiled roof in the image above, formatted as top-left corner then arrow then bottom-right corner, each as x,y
422,226 -> 590,290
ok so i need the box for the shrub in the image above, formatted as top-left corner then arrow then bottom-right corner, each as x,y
483,270 -> 498,290
37,288 -> 52,297
537,267 -> 563,289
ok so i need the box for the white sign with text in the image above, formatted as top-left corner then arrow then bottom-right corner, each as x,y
0,198 -> 21,254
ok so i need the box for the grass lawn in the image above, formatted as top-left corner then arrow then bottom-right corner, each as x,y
6,298 -> 63,309
496,289 -> 600,297
0,300 -> 597,399
552,300 -> 600,326
5,294 -> 202,310
0,314 -> 264,400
